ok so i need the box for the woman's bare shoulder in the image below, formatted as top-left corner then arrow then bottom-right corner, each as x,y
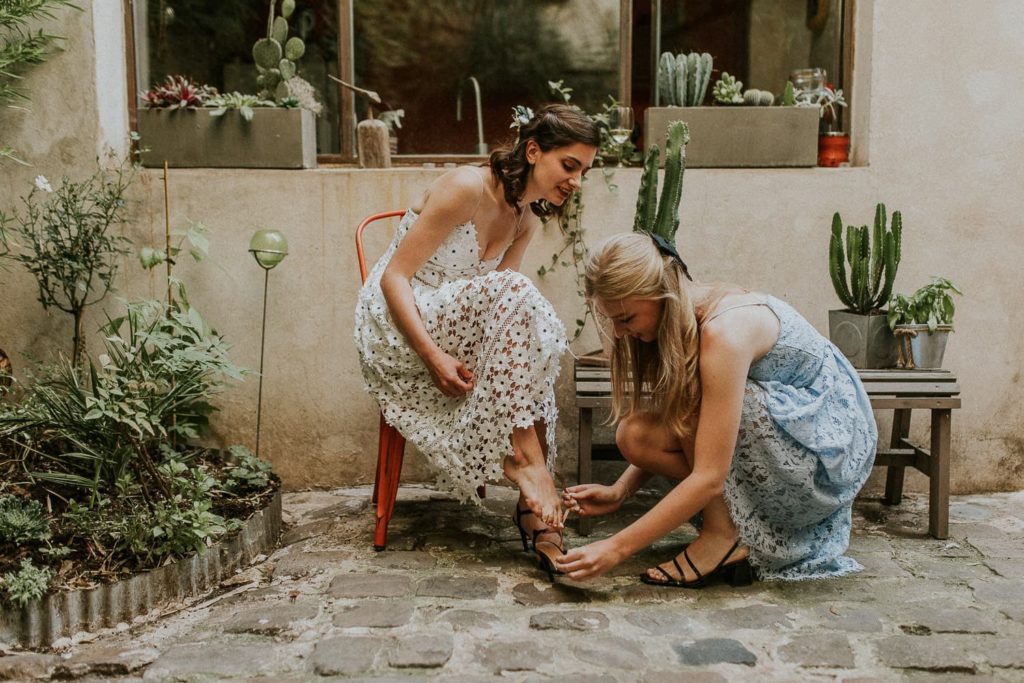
414,166 -> 487,222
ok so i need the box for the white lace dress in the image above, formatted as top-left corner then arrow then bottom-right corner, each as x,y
354,209 -> 567,502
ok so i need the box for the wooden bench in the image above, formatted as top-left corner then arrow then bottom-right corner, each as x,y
574,359 -> 960,539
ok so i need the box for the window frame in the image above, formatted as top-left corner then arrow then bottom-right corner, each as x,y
123,0 -> 855,167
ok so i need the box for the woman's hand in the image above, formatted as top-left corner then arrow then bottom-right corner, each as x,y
554,537 -> 625,581
562,482 -> 625,518
426,350 -> 475,397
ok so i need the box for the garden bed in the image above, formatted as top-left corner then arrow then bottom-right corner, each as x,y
0,486 -> 281,648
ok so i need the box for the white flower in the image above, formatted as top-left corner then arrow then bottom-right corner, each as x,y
34,175 -> 53,192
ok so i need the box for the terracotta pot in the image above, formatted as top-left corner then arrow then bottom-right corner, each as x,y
818,131 -> 850,167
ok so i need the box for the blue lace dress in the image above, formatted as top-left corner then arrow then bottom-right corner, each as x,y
718,296 -> 877,580
354,210 -> 567,503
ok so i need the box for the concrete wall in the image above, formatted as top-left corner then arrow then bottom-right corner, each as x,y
2,1 -> 1023,494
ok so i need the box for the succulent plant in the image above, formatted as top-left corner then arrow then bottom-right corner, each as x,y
633,120 -> 689,245
253,0 -> 308,103
829,203 -> 902,315
207,92 -> 276,122
742,89 -> 774,106
782,80 -> 796,106
141,75 -> 217,109
657,51 -> 712,107
712,73 -> 744,105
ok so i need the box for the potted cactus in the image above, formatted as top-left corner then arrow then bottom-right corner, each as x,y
136,0 -> 317,169
644,51 -> 818,168
887,277 -> 962,369
828,203 -> 901,368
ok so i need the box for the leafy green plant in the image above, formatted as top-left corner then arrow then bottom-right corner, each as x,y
1,558 -> 52,607
0,162 -> 134,365
207,92 -> 277,122
0,0 -> 79,164
222,445 -> 273,494
887,277 -> 962,332
829,203 -> 902,315
0,494 -> 50,543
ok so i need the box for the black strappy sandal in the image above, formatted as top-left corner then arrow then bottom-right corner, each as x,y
512,506 -> 567,582
639,541 -> 755,588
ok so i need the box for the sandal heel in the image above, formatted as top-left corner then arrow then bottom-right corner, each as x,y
726,559 -> 754,587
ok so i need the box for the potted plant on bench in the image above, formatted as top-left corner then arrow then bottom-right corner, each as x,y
828,203 -> 901,368
887,277 -> 962,369
136,0 -> 318,169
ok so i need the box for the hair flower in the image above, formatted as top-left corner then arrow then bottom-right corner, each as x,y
510,105 -> 535,130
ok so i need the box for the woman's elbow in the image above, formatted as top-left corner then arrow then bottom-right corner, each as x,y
692,473 -> 726,504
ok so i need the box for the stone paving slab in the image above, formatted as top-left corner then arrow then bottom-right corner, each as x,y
4,486 -> 1024,681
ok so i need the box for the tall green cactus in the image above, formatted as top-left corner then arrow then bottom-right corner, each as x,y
658,51 -> 712,106
829,203 -> 902,314
633,121 -> 689,244
253,0 -> 306,102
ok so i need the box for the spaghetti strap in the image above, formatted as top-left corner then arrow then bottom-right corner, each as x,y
701,299 -> 772,328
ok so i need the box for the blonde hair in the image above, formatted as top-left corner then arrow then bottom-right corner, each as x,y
584,233 -> 701,439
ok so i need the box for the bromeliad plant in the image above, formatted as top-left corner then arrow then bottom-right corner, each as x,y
829,203 -> 902,315
141,75 -> 218,109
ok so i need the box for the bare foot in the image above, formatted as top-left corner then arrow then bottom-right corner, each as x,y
504,457 -> 562,527
644,533 -> 749,584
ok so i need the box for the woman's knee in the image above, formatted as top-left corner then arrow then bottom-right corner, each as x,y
616,413 -> 658,463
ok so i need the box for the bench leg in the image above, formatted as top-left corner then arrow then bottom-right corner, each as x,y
883,408 -> 912,505
929,409 -> 951,539
577,406 -> 593,536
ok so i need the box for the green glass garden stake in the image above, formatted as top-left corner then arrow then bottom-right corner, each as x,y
248,229 -> 289,457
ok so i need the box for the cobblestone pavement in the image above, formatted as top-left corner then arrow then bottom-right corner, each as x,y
2,485 -> 1023,682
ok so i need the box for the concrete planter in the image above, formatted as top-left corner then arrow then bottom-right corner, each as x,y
0,491 -> 281,648
644,106 -> 819,167
828,309 -> 898,369
137,109 -> 316,169
894,324 -> 953,369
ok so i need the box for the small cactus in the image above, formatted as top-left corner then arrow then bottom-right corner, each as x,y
742,89 -> 774,106
782,80 -> 796,106
657,51 -> 712,106
633,121 -> 689,246
829,203 -> 902,314
254,0 -> 307,103
712,72 -> 744,105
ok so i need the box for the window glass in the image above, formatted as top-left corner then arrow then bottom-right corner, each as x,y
634,0 -> 845,115
352,0 -> 621,155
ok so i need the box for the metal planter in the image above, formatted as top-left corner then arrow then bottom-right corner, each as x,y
828,309 -> 898,369
894,324 -> 953,369
137,108 -> 316,169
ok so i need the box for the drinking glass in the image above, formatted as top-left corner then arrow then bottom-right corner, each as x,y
609,105 -> 634,167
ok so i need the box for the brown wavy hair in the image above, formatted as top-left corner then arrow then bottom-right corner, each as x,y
584,233 -> 702,440
488,103 -> 600,219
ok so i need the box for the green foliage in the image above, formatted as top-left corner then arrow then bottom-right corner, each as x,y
138,219 -> 209,272
887,277 -> 962,333
0,297 -> 246,503
0,0 -> 79,163
207,92 -> 276,122
0,494 -> 50,544
633,121 -> 689,245
782,81 -> 796,106
222,445 -> 273,494
712,72 -> 744,105
829,204 -> 902,314
0,161 -> 134,365
1,558 -> 52,607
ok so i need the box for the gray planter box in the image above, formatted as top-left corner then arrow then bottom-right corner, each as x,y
644,106 -> 819,168
137,108 -> 316,169
828,309 -> 898,369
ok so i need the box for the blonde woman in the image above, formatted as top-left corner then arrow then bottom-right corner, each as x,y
556,233 -> 877,585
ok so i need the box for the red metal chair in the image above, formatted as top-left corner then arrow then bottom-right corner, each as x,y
356,210 -> 487,551
356,210 -> 407,551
